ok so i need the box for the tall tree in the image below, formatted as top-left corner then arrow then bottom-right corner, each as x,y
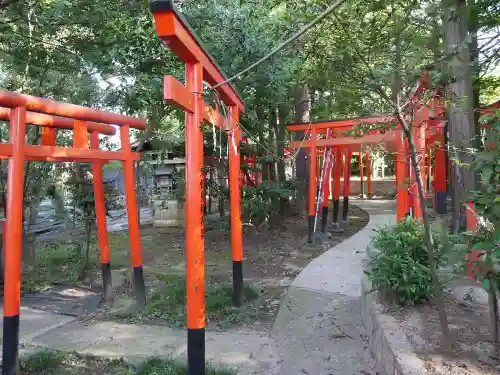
442,0 -> 477,231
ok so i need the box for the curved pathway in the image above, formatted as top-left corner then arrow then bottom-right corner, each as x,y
271,199 -> 395,375
3,200 -> 395,375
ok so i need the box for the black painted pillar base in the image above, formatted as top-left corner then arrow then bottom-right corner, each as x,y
307,215 -> 314,244
321,207 -> 328,233
2,315 -> 20,375
367,192 -> 373,200
342,196 -> 349,221
101,262 -> 113,302
332,199 -> 340,223
436,191 -> 447,215
232,260 -> 243,307
133,266 -> 146,307
188,328 -> 205,375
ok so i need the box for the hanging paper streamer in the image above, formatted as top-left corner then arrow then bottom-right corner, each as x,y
313,128 -> 333,234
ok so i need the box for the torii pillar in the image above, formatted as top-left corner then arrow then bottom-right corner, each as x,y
150,2 -> 246,373
341,149 -> 352,225
331,148 -> 342,231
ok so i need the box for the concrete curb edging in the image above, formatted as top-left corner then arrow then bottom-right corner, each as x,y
361,277 -> 428,375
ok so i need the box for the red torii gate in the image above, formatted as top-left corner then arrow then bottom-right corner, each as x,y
288,120 -> 407,243
287,91 -> 447,244
149,1 -> 245,374
0,89 -> 147,375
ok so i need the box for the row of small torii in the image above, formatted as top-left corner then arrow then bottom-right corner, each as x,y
0,1 -> 494,375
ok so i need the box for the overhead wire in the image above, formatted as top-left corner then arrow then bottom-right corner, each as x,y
211,0 -> 346,89
204,82 -> 316,165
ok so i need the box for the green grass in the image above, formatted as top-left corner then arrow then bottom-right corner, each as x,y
136,358 -> 236,375
22,242 -> 101,293
21,234 -> 133,294
21,349 -> 67,373
131,275 -> 259,329
20,350 -> 236,375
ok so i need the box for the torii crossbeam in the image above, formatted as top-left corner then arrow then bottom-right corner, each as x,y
150,1 -> 245,374
0,89 -> 147,375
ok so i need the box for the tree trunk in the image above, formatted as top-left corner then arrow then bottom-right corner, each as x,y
217,161 -> 225,218
268,110 -> 276,183
442,0 -> 476,232
294,84 -> 310,215
391,2 -> 402,104
255,105 -> 267,184
277,106 -> 290,221
277,106 -> 288,183
135,161 -> 142,224
208,168 -> 213,214
391,1 -> 450,344
468,3 -> 481,152
398,113 -> 451,347
79,220 -> 92,281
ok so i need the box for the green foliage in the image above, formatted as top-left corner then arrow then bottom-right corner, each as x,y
20,349 -> 66,373
20,350 -> 235,375
134,276 -> 258,329
467,114 -> 500,291
205,216 -> 231,232
366,218 -> 449,306
241,180 -> 297,225
135,358 -> 236,375
22,241 -> 101,292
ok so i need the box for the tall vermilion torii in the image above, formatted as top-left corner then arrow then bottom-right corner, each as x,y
149,1 -> 245,374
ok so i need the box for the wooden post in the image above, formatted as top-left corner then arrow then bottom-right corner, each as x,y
90,132 -> 113,302
434,132 -> 447,214
410,126 -> 423,219
331,148 -> 342,229
307,128 -> 317,244
321,151 -> 332,233
2,106 -> 26,375
366,152 -> 373,200
359,152 -> 364,198
120,125 -> 146,306
185,61 -> 205,375
342,149 -> 352,223
229,107 -> 244,306
396,132 -> 410,221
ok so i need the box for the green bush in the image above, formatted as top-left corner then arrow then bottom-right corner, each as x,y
366,218 -> 444,306
242,180 -> 296,225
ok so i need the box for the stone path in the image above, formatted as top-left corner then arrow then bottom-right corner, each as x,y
1,199 -> 396,374
271,198 -> 396,375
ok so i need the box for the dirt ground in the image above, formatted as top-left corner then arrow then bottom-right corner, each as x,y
94,204 -> 370,331
393,278 -> 500,375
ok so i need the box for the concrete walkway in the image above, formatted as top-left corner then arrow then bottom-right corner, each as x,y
3,309 -> 277,374
271,199 -> 396,375
2,199 -> 395,375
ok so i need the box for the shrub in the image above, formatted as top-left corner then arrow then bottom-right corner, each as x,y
241,180 -> 296,226
366,217 -> 445,306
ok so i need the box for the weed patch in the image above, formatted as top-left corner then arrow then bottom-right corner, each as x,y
130,275 -> 259,329
20,350 -> 236,375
